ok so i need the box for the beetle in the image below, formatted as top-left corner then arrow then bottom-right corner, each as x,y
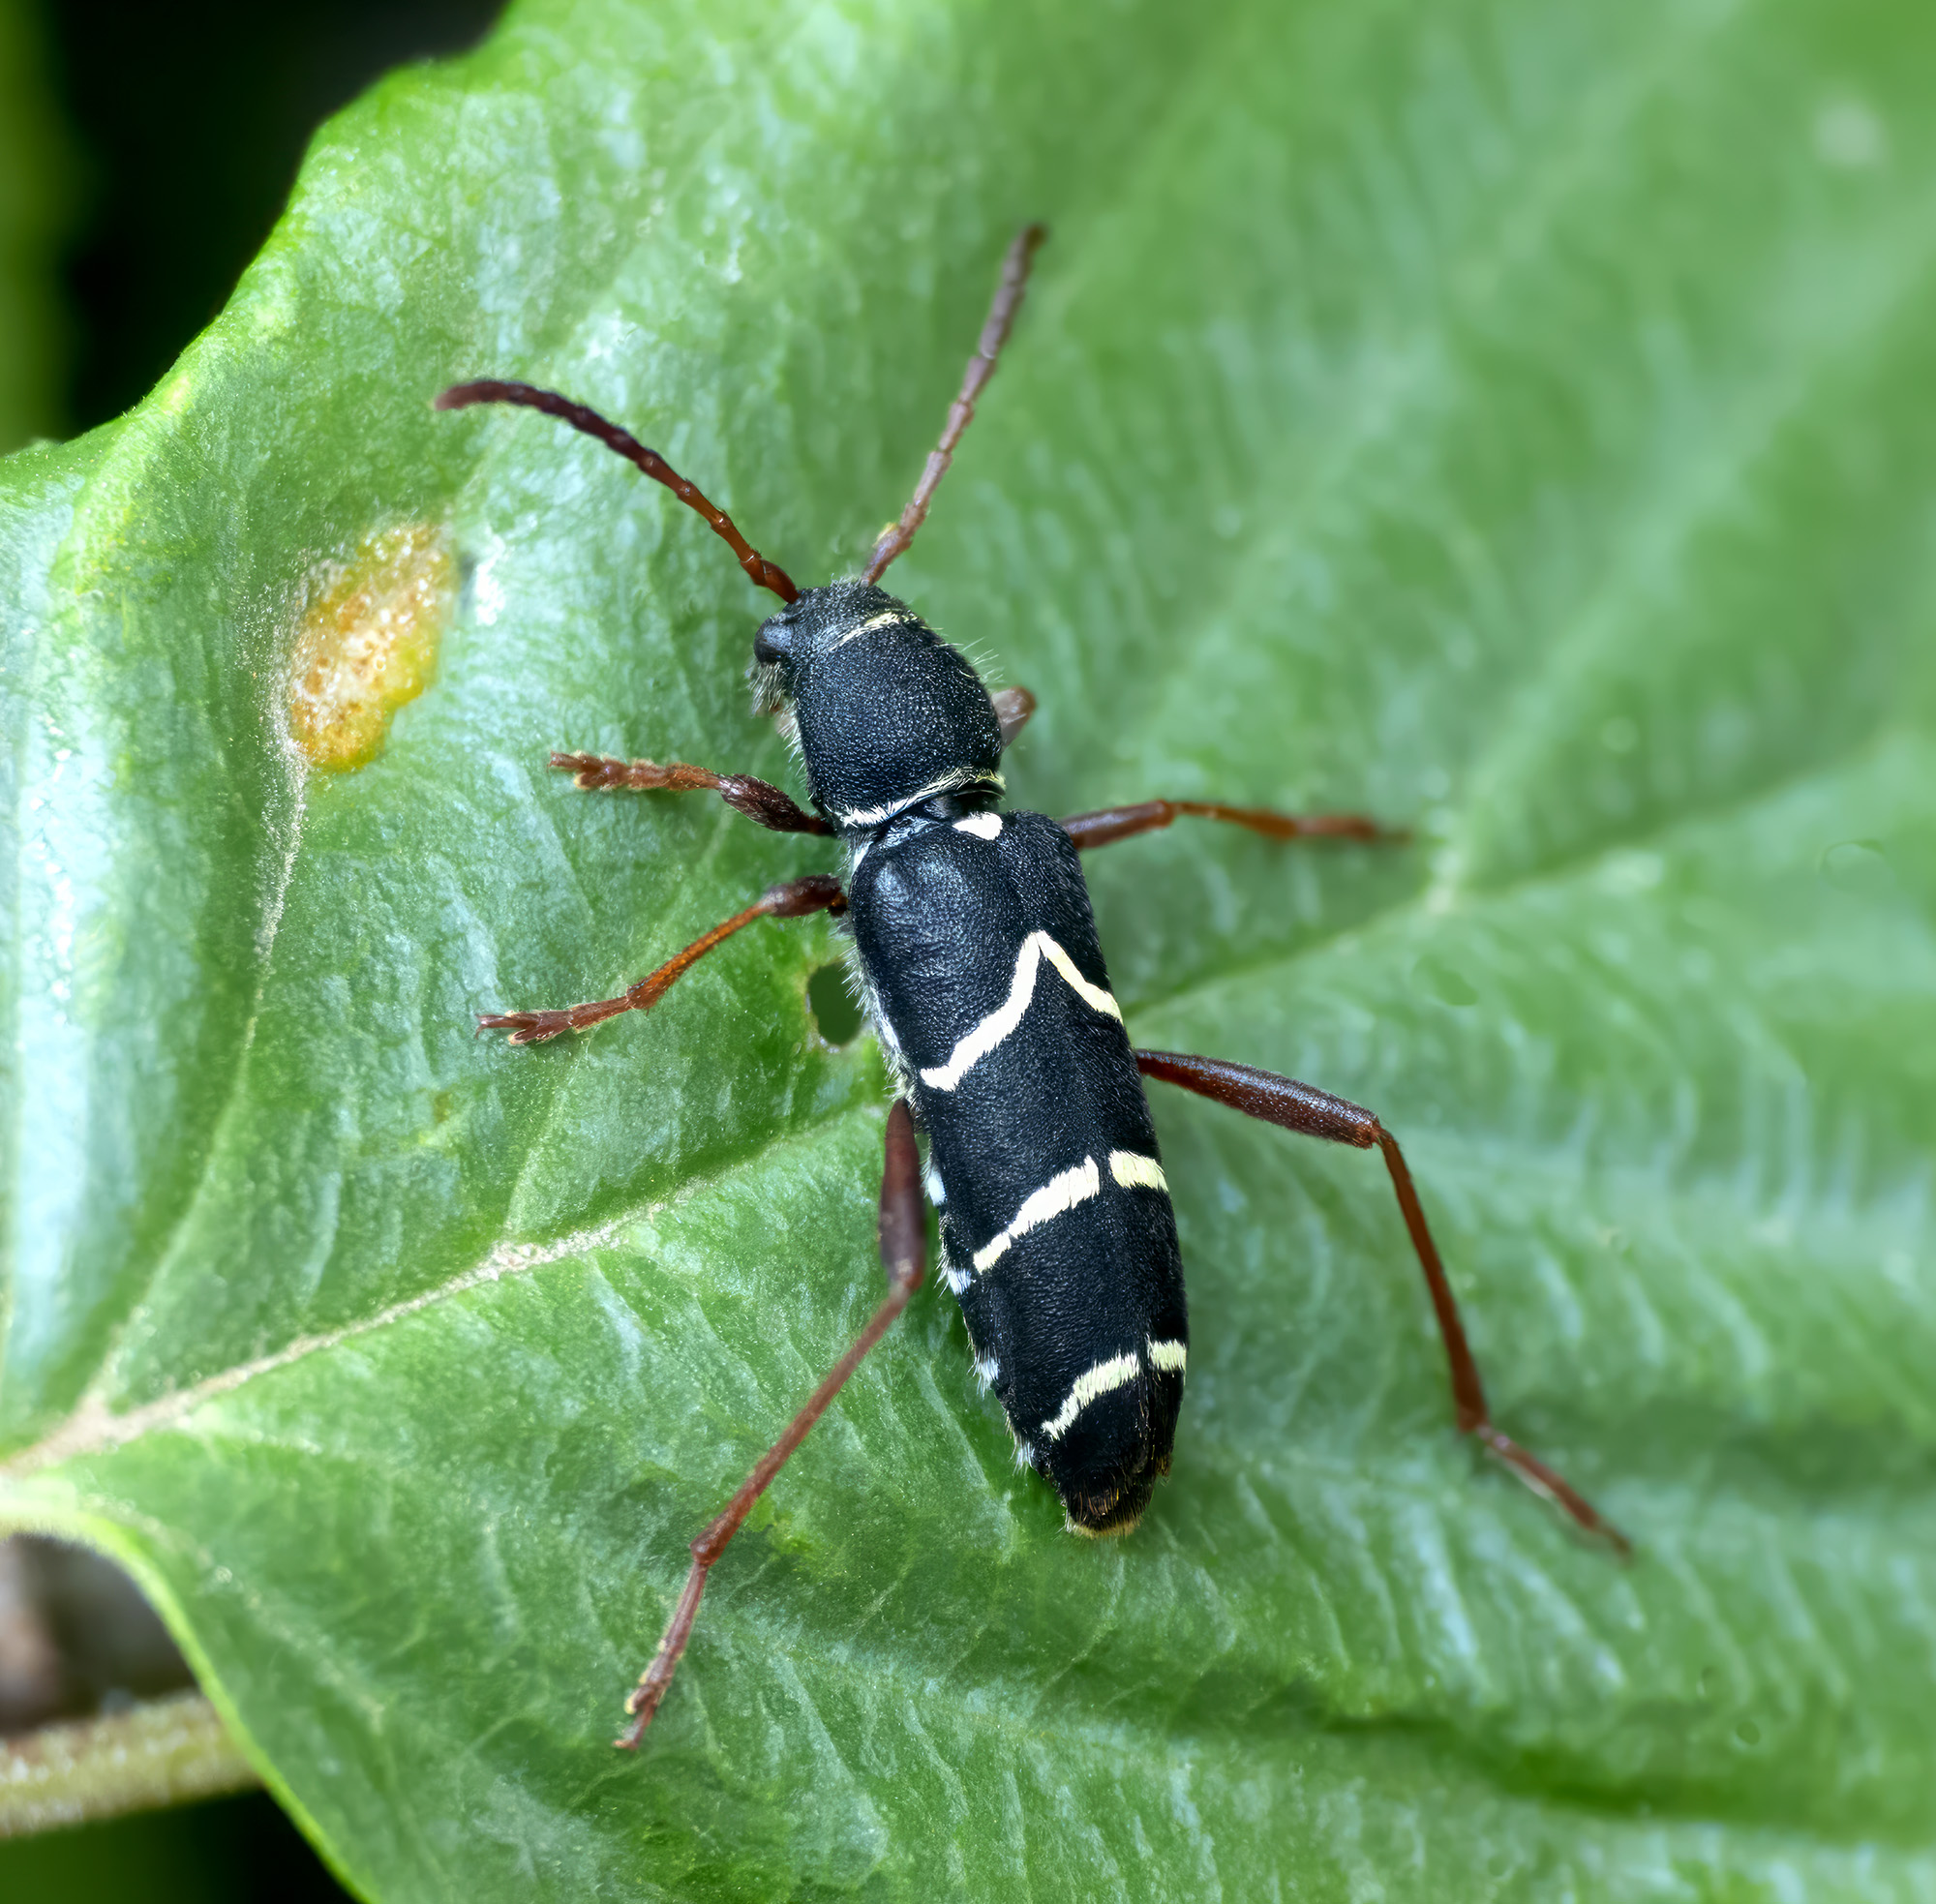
439,226 -> 1624,1749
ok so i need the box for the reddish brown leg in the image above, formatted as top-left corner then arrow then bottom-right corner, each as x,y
478,875 -> 845,1044
862,224 -> 1047,586
988,685 -> 1037,749
550,753 -> 832,835
1061,800 -> 1405,851
1135,1049 -> 1628,1554
618,1100 -> 927,1747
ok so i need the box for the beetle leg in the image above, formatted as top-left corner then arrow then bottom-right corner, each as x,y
618,1099 -> 926,1746
988,685 -> 1037,749
549,753 -> 833,835
1135,1048 -> 1627,1555
1061,800 -> 1404,851
478,875 -> 845,1044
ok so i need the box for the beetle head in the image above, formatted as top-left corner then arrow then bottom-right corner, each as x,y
753,580 -> 1005,831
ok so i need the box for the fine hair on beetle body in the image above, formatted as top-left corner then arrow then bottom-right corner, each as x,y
438,223 -> 1628,1753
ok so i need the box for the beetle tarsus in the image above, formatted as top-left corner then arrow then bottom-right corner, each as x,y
547,751 -> 834,833
477,879 -> 849,1047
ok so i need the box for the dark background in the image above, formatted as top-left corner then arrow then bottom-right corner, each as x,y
52,0 -> 503,434
5,6 -> 504,1892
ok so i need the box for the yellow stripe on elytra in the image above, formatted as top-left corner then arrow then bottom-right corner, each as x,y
972,1156 -> 1101,1272
1108,1151 -> 1167,1192
921,933 -> 1121,1092
1041,1351 -> 1141,1442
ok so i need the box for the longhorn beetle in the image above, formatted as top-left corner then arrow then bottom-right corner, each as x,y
439,224 -> 1626,1751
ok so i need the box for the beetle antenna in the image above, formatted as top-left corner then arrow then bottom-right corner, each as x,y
862,224 -> 1046,587
436,379 -> 799,602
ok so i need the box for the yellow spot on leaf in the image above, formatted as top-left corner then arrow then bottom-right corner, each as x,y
287,523 -> 454,771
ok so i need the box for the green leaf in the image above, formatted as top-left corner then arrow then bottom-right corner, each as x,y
7,0 -> 1936,1896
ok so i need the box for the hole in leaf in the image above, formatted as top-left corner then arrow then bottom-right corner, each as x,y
806,963 -> 862,1044
0,1532 -> 195,1729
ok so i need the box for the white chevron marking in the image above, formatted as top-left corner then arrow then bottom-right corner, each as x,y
920,932 -> 1120,1092
1041,1351 -> 1141,1443
972,1156 -> 1101,1272
1147,1338 -> 1187,1373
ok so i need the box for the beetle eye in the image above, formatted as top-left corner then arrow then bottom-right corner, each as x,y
753,626 -> 790,665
